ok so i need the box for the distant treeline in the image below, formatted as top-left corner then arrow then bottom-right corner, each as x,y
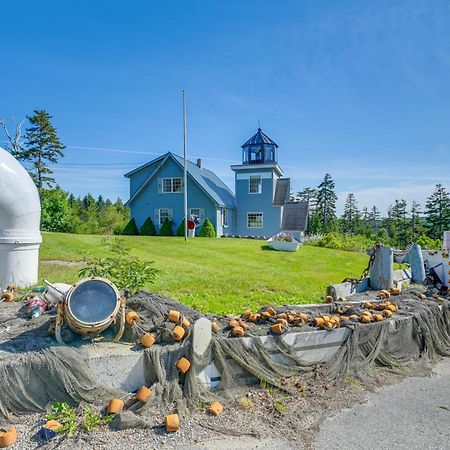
41,187 -> 130,235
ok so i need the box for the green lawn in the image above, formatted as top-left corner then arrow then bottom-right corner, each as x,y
39,232 -> 368,315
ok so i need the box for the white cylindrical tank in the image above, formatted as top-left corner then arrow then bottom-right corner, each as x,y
0,146 -> 42,287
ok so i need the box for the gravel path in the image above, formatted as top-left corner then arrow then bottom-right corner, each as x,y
315,357 -> 450,450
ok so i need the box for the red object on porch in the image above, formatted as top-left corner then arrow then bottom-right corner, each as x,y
187,220 -> 196,230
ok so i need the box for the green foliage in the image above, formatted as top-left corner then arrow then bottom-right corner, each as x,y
122,218 -> 139,235
82,406 -> 114,432
176,219 -> 186,237
40,187 -> 74,232
79,237 -> 157,293
159,217 -> 174,236
308,232 -> 376,252
425,184 -> 450,240
45,402 -> 114,438
140,217 -> 157,236
199,218 -> 216,237
316,174 -> 337,232
415,234 -> 442,251
16,110 -> 65,191
45,402 -> 78,438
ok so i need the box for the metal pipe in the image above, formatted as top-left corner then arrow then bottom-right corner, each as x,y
0,147 -> 42,287
183,90 -> 188,241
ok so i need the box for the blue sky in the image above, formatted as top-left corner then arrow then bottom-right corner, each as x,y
1,0 -> 449,214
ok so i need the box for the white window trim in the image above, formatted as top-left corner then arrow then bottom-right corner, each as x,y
249,175 -> 262,194
158,208 -> 172,225
247,212 -> 264,229
222,208 -> 228,227
161,177 -> 182,193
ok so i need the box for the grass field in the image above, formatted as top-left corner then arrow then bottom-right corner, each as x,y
39,232 -> 368,315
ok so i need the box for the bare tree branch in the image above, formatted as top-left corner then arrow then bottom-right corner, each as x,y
0,116 -> 25,156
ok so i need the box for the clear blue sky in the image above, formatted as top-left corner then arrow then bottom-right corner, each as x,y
1,0 -> 449,214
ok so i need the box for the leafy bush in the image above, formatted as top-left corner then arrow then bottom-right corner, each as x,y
307,232 -> 376,252
40,188 -> 74,232
122,218 -> 139,235
159,217 -> 174,236
176,219 -> 186,236
415,234 -> 442,250
79,237 -> 157,293
140,217 -> 157,236
46,402 -> 114,438
199,218 -> 216,237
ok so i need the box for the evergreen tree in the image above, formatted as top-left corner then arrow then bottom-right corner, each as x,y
199,218 -> 216,237
159,217 -> 174,236
176,219 -> 186,237
16,110 -> 65,191
97,195 -> 106,212
425,184 -> 450,239
369,205 -> 380,229
388,199 -> 409,247
140,217 -> 157,236
316,174 -> 337,232
410,201 -> 423,240
341,193 -> 360,234
297,187 -> 319,234
122,218 -> 139,235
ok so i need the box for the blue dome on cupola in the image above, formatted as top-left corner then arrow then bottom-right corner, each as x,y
241,128 -> 278,165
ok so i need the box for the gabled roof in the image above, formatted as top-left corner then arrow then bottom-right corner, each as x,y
281,202 -> 309,232
125,152 -> 235,209
241,128 -> 279,148
273,178 -> 291,206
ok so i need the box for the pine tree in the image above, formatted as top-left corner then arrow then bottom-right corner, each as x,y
389,199 -> 409,247
176,219 -> 186,237
297,187 -> 319,234
369,205 -> 380,229
140,217 -> 157,236
316,174 -> 337,232
16,110 -> 65,191
159,217 -> 174,236
199,218 -> 216,237
410,201 -> 423,240
425,184 -> 450,239
341,193 -> 360,234
122,218 -> 139,235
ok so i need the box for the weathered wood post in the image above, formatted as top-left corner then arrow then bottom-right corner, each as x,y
369,245 -> 393,290
404,243 -> 426,284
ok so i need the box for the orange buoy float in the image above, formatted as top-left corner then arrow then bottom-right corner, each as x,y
107,399 -> 124,414
165,414 -> 180,432
136,386 -> 152,403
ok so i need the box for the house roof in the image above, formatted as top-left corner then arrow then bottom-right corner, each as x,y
125,152 -> 235,209
281,202 -> 309,232
241,128 -> 279,148
273,178 -> 291,206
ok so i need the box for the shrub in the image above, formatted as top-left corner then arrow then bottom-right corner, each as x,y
79,237 -> 157,293
140,217 -> 157,236
307,232 -> 375,252
199,218 -> 216,237
176,219 -> 186,237
159,217 -> 174,236
416,234 -> 442,250
122,218 -> 139,235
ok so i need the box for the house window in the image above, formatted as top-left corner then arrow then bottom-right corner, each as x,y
190,208 -> 204,225
222,209 -> 228,227
162,177 -> 182,193
249,176 -> 262,194
247,212 -> 263,228
159,208 -> 171,225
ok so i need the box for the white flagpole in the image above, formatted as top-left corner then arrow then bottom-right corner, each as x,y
183,90 -> 188,242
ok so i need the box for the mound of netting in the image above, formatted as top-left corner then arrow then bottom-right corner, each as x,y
2,292 -> 450,432
111,298 -> 450,430
0,346 -> 121,421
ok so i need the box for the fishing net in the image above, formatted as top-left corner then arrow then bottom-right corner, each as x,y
1,290 -> 450,433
